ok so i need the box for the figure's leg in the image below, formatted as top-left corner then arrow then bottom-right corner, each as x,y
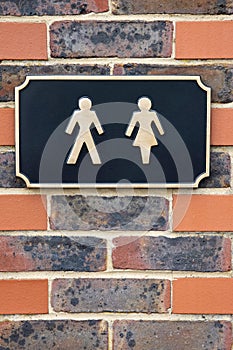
140,146 -> 151,164
86,136 -> 101,164
67,139 -> 83,164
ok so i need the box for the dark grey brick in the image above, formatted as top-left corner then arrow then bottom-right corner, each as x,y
0,65 -> 110,102
112,0 -> 233,15
112,235 -> 231,272
200,152 -> 231,188
50,195 -> 169,231
50,21 -> 173,58
0,152 -> 25,187
0,320 -> 108,349
52,278 -> 170,313
113,321 -> 232,350
113,64 -> 233,103
0,0 -> 108,15
0,236 -> 107,272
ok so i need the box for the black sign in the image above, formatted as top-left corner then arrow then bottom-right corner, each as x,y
15,76 -> 210,188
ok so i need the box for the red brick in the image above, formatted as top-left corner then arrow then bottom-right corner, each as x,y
0,280 -> 48,314
176,21 -> 233,59
0,23 -> 47,60
173,278 -> 233,314
173,195 -> 233,231
0,108 -> 14,145
0,195 -> 47,231
211,108 -> 233,145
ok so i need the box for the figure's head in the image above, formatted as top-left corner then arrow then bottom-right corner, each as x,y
138,97 -> 152,111
79,97 -> 92,110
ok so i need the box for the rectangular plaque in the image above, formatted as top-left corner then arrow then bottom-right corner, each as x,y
15,76 -> 211,188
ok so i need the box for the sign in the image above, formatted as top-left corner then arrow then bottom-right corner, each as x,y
15,76 -> 211,188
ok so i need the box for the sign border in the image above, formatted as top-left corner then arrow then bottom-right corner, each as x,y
15,75 -> 211,188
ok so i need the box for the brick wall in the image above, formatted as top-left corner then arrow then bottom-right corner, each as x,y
0,1 -> 233,349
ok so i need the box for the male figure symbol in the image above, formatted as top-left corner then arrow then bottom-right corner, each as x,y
125,97 -> 165,164
66,97 -> 104,165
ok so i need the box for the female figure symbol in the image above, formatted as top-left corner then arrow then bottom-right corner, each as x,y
66,97 -> 104,165
125,97 -> 165,164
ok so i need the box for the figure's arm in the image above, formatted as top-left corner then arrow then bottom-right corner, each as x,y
65,112 -> 77,135
92,112 -> 104,134
153,112 -> 164,135
125,114 -> 137,137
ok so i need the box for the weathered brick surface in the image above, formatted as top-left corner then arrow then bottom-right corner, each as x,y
0,65 -> 110,102
113,64 -> 233,103
0,152 -> 25,188
52,278 -> 170,313
0,320 -> 108,349
112,236 -> 231,272
199,151 -> 231,188
0,0 -> 108,15
112,0 -> 233,14
113,321 -> 232,350
50,21 -> 173,58
50,196 -> 169,231
0,236 -> 106,272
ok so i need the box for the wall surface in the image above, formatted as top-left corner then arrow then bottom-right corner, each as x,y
0,0 -> 233,349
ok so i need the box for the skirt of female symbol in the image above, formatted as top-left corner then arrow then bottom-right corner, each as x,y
133,128 -> 158,148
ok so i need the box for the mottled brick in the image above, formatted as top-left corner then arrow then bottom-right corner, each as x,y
112,236 -> 231,272
113,64 -> 233,103
227,66 -> 233,102
52,278 -> 170,313
200,152 -> 231,188
0,320 -> 108,349
0,0 -> 108,15
50,21 -> 173,58
50,196 -> 169,231
112,0 -> 233,14
0,236 -> 106,272
0,152 -> 24,188
113,321 -> 232,350
0,64 -> 110,102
